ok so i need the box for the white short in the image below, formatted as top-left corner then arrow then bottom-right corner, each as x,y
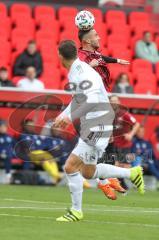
72,137 -> 109,165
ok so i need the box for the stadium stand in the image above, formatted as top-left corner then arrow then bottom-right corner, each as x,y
0,1 -> 158,189
0,2 -> 158,93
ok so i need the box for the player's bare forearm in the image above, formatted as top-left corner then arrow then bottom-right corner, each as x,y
124,122 -> 140,141
130,122 -> 140,138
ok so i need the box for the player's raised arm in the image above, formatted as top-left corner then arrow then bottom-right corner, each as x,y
102,55 -> 130,65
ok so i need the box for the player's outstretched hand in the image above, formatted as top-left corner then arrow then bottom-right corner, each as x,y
118,59 -> 130,65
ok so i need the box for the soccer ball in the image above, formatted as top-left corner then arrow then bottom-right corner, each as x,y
75,10 -> 95,31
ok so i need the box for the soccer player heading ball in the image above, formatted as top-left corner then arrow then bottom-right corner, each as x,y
75,10 -> 131,200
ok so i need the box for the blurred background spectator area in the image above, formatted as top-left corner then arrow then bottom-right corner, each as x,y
0,0 -> 159,93
0,0 -> 159,187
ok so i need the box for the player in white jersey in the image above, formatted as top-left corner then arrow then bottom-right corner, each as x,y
54,40 -> 145,222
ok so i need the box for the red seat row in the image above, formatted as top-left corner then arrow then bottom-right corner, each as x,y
0,2 -> 158,95
0,3 -> 154,28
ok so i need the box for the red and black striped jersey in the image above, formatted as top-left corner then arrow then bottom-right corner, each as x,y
78,48 -> 117,92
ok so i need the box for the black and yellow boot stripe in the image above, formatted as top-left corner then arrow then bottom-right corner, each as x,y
132,174 -> 143,188
68,210 -> 79,221
63,214 -> 75,222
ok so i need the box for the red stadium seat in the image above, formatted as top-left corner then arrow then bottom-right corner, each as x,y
101,47 -> 108,56
11,37 -> 32,51
107,42 -> 128,53
0,27 -> 10,41
133,25 -> 154,37
10,3 -> 32,22
60,30 -> 79,45
43,60 -> 60,77
107,34 -> 130,48
13,26 -> 35,39
135,72 -> 157,85
94,22 -> 107,46
109,48 -> 132,61
107,23 -> 130,36
131,59 -> 153,75
36,31 -> 57,44
0,3 -> 7,18
58,7 -> 78,29
129,11 -> 150,25
58,6 -> 78,21
129,12 -> 151,33
40,45 -> 57,56
42,69 -> 61,89
12,41 -> 28,54
0,18 -> 11,40
0,55 -> 10,66
41,52 -> 59,67
0,42 -> 11,65
11,28 -> 34,38
85,8 -> 103,22
105,10 -> 127,25
34,5 -> 55,24
11,29 -> 34,46
134,81 -> 156,95
36,39 -> 57,50
38,19 -> 59,34
13,16 -> 35,34
37,20 -> 60,43
59,17 -> 78,32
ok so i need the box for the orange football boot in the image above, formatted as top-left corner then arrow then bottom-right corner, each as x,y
109,178 -> 126,193
98,182 -> 117,200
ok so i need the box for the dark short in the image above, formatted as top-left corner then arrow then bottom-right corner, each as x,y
98,143 -> 131,165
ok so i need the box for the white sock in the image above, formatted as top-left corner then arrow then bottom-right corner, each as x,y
97,178 -> 110,185
66,172 -> 83,212
93,163 -> 130,179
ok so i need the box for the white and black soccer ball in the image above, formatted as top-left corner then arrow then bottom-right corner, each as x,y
75,10 -> 95,31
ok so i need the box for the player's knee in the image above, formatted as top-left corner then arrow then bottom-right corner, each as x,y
82,170 -> 93,179
82,165 -> 96,179
64,163 -> 72,174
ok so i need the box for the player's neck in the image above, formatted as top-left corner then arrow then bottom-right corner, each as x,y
64,59 -> 77,70
82,45 -> 95,52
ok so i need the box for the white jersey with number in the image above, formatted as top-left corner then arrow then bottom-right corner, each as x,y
63,58 -> 111,117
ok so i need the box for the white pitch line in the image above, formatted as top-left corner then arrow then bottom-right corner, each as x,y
0,206 -> 159,214
0,206 -> 65,211
1,198 -> 159,211
0,213 -> 158,228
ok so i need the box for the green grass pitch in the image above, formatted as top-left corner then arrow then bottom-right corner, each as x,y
0,185 -> 159,240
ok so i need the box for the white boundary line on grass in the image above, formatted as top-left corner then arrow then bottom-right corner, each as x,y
1,198 -> 159,211
0,213 -> 159,228
0,206 -> 159,214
